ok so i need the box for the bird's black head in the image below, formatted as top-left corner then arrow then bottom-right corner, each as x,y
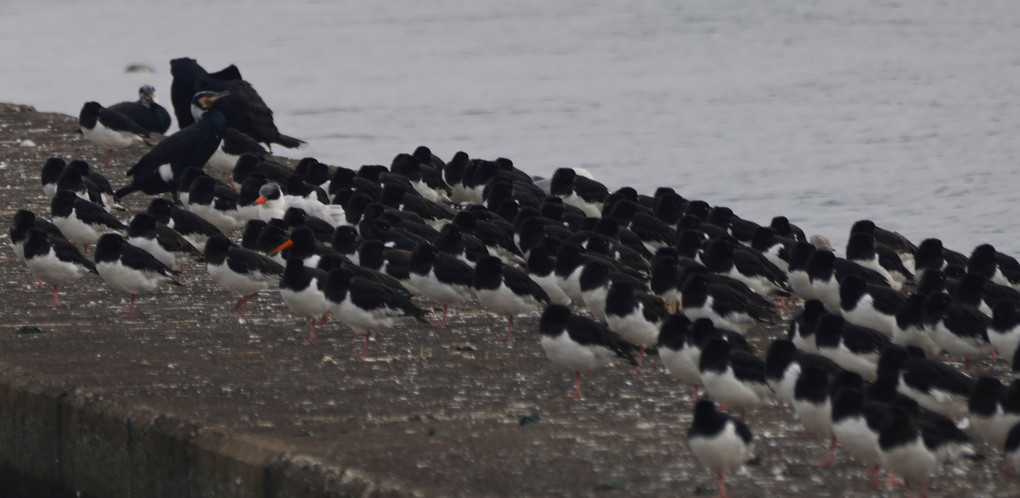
41,157 -> 66,185
332,225 -> 360,254
203,234 -> 232,265
579,260 -> 611,291
969,376 -> 1005,416
922,292 -> 954,325
876,345 -> 909,380
50,190 -> 78,217
850,219 -> 877,236
324,268 -> 354,303
146,198 -> 173,219
765,339 -> 797,374
473,256 -> 504,290
968,244 -> 999,278
794,366 -> 830,403
12,209 -> 37,237
845,232 -> 877,261
657,313 -> 692,350
127,212 -> 159,238
78,101 -> 103,127
23,228 -> 51,258
241,220 -> 266,250
94,233 -> 125,263
549,168 -> 577,196
698,338 -> 731,373
409,243 -> 438,274
538,304 -> 571,336
915,238 -> 946,271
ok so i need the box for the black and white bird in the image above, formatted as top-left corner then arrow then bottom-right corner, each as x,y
877,402 -> 939,498
604,281 -> 669,373
805,249 -> 890,310
876,345 -> 974,420
146,197 -> 223,252
914,238 -> 969,283
203,234 -> 284,317
114,109 -> 227,202
845,232 -> 913,291
538,304 -> 637,398
408,243 -> 475,327
814,314 -> 892,381
830,385 -> 889,489
891,293 -> 942,359
924,291 -> 993,371
967,243 -> 1020,289
549,168 -> 608,218
764,338 -> 842,405
10,209 -> 65,265
93,233 -> 181,318
473,256 -> 550,342
107,84 -> 172,134
838,274 -> 905,338
788,299 -> 835,353
687,398 -> 754,498
699,238 -> 789,298
22,228 -> 97,308
186,174 -> 244,233
658,314 -> 705,402
323,268 -> 428,358
50,189 -> 127,255
791,366 -> 839,466
990,301 -> 1020,365
204,128 -> 268,183
278,257 -> 331,345
78,101 -> 151,168
57,159 -> 122,212
524,244 -> 572,306
968,376 -> 1020,451
699,338 -> 772,420
126,212 -> 201,273
40,157 -> 66,199
681,272 -> 779,334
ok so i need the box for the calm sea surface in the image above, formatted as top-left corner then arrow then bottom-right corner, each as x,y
2,1 -> 1019,254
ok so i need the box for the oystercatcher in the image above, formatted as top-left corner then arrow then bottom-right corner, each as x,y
473,256 -> 550,341
892,293 -> 943,360
830,385 -> 889,489
968,376 -> 1020,451
968,244 -> 1020,289
990,301 -> 1020,365
839,274 -> 905,338
788,299 -> 834,353
687,398 -> 754,498
93,233 -> 181,318
22,228 -> 97,308
845,232 -> 913,291
10,209 -> 65,265
549,167 -> 608,218
203,234 -> 284,316
408,243 -> 475,327
40,157 -> 65,198
699,338 -> 772,420
923,291 -> 993,371
126,212 -> 201,273
658,314 -> 703,401
78,101 -> 151,168
877,402 -> 938,498
764,338 -> 842,405
186,174 -> 243,233
107,85 -> 172,134
604,281 -> 669,373
58,160 -> 121,212
50,189 -> 127,255
146,197 -> 223,251
877,345 -> 974,420
681,271 -> 779,334
791,366 -> 840,465
278,257 -> 331,345
814,314 -> 892,381
323,268 -> 427,358
538,304 -> 637,397
205,128 -> 267,183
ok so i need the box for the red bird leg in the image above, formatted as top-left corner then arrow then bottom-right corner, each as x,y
567,370 -> 583,398
48,285 -> 60,308
716,472 -> 729,498
433,304 -> 449,327
82,243 -> 89,256
500,315 -> 514,341
232,292 -> 258,316
119,294 -> 137,318
964,357 -> 971,372
693,385 -> 700,403
104,149 -> 113,168
304,318 -> 317,345
818,436 -> 837,466
354,330 -> 371,358
633,346 -> 645,375
990,349 -> 998,362
869,464 -> 882,489
32,280 -> 44,288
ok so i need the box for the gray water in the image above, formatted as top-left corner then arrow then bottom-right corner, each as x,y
3,0 -> 1019,254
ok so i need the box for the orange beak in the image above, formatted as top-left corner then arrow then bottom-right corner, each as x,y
255,197 -> 268,205
268,239 -> 293,256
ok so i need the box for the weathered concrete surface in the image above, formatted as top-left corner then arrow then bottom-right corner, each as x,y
0,103 -> 1017,497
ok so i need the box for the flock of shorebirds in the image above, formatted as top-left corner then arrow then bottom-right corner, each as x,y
10,57 -> 1020,497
